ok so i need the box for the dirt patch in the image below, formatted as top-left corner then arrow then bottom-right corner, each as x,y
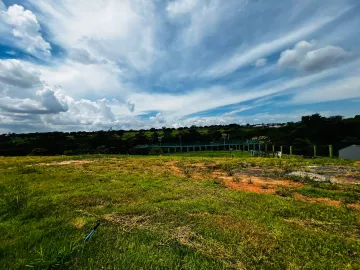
347,203 -> 360,211
165,162 -> 303,194
294,193 -> 341,207
165,161 -> 185,177
212,170 -> 302,194
36,160 -> 94,166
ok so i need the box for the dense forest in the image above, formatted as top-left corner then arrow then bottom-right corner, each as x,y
1,114 -> 360,157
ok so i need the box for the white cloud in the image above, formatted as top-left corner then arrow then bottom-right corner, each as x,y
36,86 -> 68,113
0,86 -> 68,114
1,4 -> 51,57
0,59 -> 41,88
0,60 -> 68,115
0,0 -> 5,11
68,48 -> 107,65
300,46 -> 351,71
30,0 -> 156,72
177,0 -> 228,47
278,41 -> 351,71
278,40 -> 316,68
255,58 -> 267,67
38,60 -> 124,100
202,17 -> 336,78
150,112 -> 166,126
167,0 -> 198,18
126,99 -> 135,113
0,96 -> 43,114
292,75 -> 360,104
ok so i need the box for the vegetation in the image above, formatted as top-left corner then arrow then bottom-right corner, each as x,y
1,114 -> 360,157
1,155 -> 359,269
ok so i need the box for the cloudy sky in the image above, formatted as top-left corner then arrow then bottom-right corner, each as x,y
0,0 -> 360,133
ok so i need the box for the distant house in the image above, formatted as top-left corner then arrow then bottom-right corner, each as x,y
339,145 -> 360,160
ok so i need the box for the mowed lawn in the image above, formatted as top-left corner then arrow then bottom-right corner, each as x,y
1,155 -> 360,269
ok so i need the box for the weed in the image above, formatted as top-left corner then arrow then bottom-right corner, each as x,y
1,183 -> 28,215
17,165 -> 42,174
284,165 -> 295,173
183,166 -> 192,178
247,177 -> 253,184
215,177 -> 223,184
226,170 -> 233,176
26,243 -> 81,269
275,186 -> 294,197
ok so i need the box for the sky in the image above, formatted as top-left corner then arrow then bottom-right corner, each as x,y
0,0 -> 360,133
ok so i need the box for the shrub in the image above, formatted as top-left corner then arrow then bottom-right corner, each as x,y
275,186 -> 294,197
63,150 -> 73,155
29,148 -> 48,156
149,147 -> 163,156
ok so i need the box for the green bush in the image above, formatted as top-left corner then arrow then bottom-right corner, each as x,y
149,147 -> 163,155
275,186 -> 294,197
29,148 -> 48,156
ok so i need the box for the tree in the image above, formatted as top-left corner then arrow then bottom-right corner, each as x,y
29,148 -> 48,156
293,138 -> 313,156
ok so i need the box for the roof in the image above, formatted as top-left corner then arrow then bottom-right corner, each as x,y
340,145 -> 360,151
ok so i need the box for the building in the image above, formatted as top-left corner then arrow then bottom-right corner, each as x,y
339,145 -> 360,160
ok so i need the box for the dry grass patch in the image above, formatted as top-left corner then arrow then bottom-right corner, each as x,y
71,217 -> 88,229
102,213 -> 153,232
171,226 -> 245,270
35,160 -> 95,166
294,193 -> 341,207
347,203 -> 360,211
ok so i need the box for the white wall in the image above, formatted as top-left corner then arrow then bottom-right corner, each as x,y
339,145 -> 360,160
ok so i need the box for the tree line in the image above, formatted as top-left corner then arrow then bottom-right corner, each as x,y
1,114 -> 359,156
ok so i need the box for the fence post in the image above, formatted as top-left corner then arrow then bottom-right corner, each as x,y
280,146 -> 283,155
329,145 -> 333,158
290,146 -> 293,156
174,147 -> 177,153
314,145 -> 317,157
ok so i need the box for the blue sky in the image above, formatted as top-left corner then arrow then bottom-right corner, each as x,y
0,0 -> 360,133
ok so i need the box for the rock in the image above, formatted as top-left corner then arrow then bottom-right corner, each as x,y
288,171 -> 338,183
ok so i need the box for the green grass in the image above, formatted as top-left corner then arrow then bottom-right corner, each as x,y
297,186 -> 360,204
0,155 -> 359,269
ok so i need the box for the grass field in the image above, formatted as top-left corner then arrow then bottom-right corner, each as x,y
1,154 -> 360,269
